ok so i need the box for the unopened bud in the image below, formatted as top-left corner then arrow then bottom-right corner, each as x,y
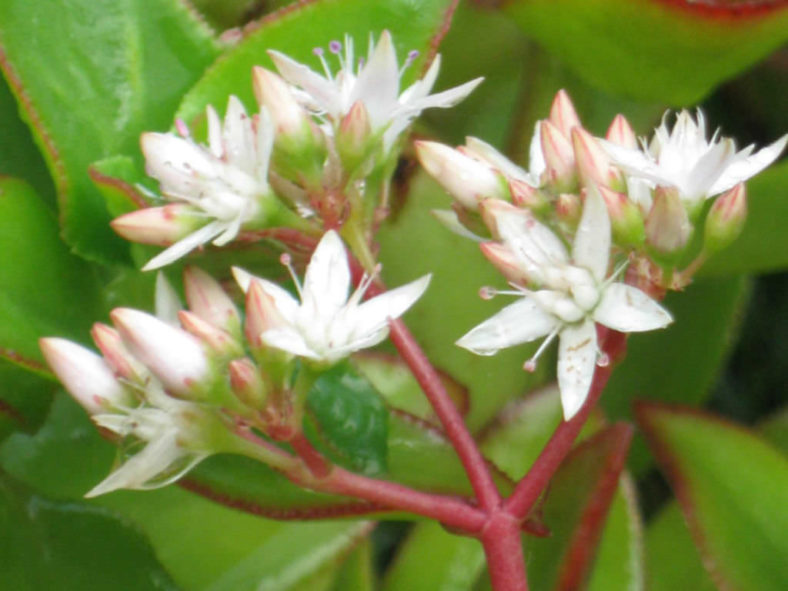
549,90 -> 582,138
90,323 -> 146,383
540,120 -> 576,191
183,267 -> 241,338
463,137 -> 533,184
480,242 -> 532,286
336,100 -> 373,172
704,183 -> 747,254
111,308 -> 210,398
178,311 -> 243,358
646,187 -> 692,264
244,279 -> 287,351
228,358 -> 267,409
415,140 -> 506,210
509,179 -> 549,212
598,185 -> 645,248
39,338 -> 132,414
110,204 -> 202,245
252,67 -> 312,141
556,193 -> 582,226
606,114 -> 638,149
478,198 -> 526,240
572,127 -> 619,188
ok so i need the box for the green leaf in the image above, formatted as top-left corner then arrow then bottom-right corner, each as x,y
0,177 -> 104,372
0,0 -> 220,263
0,361 -> 57,442
331,539 -> 375,591
382,521 -> 485,591
637,402 -> 788,590
176,0 -> 458,124
503,0 -> 788,104
645,503 -> 716,591
525,424 -> 634,591
760,405 -> 788,456
306,361 -> 389,475
0,473 -> 176,591
702,161 -> 788,276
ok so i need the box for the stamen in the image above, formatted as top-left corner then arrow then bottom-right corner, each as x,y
175,119 -> 190,139
399,49 -> 420,76
348,263 -> 382,305
313,47 -> 333,80
479,286 -> 495,300
523,326 -> 561,372
279,253 -> 304,299
602,260 -> 629,289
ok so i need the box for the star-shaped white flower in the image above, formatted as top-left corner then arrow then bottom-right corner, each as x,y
234,230 -> 430,364
457,189 -> 672,419
134,96 -> 276,270
268,30 -> 482,151
601,110 -> 787,205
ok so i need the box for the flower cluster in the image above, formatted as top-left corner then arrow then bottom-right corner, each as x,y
417,90 -> 785,418
113,31 -> 480,270
41,232 -> 427,495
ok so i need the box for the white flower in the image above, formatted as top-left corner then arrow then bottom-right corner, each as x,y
136,96 -> 276,270
85,385 -> 212,497
601,110 -> 787,205
234,230 -> 430,363
457,189 -> 672,419
268,30 -> 482,151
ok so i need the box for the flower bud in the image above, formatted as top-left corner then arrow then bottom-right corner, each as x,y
480,242 -> 532,286
183,267 -> 241,338
228,358 -> 267,409
111,308 -> 210,398
509,179 -> 549,212
540,120 -> 576,191
704,183 -> 747,254
598,185 -> 645,248
415,141 -> 506,210
478,198 -> 526,240
572,127 -> 619,188
252,67 -> 312,141
549,89 -> 582,138
336,100 -> 373,172
646,187 -> 692,264
556,193 -> 582,226
110,204 -> 203,245
244,279 -> 287,351
606,114 -> 638,149
178,311 -> 243,358
40,338 -> 131,414
90,323 -> 146,383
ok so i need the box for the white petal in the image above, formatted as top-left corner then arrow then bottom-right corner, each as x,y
465,136 -> 532,183
205,106 -> 223,158
600,139 -> 664,184
256,107 -> 275,183
708,134 -> 787,196
401,77 -> 483,114
232,268 -> 300,323
302,231 -> 351,318
593,283 -> 672,332
557,320 -> 597,420
352,274 -> 431,338
493,206 -> 568,272
142,220 -> 226,271
399,54 -> 441,104
684,138 -> 736,200
573,184 -> 610,283
268,50 -> 342,117
430,209 -> 484,241
352,30 -> 399,128
528,121 -> 546,181
456,297 -> 558,355
262,327 -> 320,359
223,96 -> 255,173
154,272 -> 182,326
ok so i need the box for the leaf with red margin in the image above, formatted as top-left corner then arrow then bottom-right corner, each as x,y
0,0 -> 220,264
636,401 -> 788,591
175,0 -> 460,124
525,424 -> 634,591
496,0 -> 788,104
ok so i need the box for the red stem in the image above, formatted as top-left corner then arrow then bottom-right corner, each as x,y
388,319 -> 502,512
290,433 -> 331,478
481,513 -> 530,591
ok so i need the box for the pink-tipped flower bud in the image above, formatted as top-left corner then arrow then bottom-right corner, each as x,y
228,358 -> 267,409
90,323 -> 146,383
178,311 -> 243,358
478,198 -> 526,240
540,120 -> 576,191
480,242 -> 533,286
572,127 -> 619,188
415,140 -> 506,211
110,204 -> 203,246
646,187 -> 692,264
40,338 -> 131,414
598,185 -> 645,248
252,66 -> 312,141
509,179 -> 549,212
606,114 -> 638,149
336,100 -> 373,172
704,183 -> 747,254
549,89 -> 582,138
556,193 -> 582,226
244,279 -> 287,351
111,308 -> 210,398
183,267 -> 241,338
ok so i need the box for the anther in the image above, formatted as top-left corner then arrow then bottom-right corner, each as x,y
596,353 -> 610,367
279,253 -> 304,298
175,119 -> 190,139
329,40 -> 342,54
479,286 -> 496,300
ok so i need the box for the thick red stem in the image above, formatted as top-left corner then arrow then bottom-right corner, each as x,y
481,512 -> 529,591
388,319 -> 502,512
290,433 -> 331,478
